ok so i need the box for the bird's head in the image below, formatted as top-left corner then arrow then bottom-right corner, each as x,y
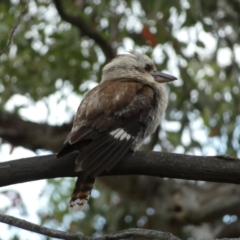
101,51 -> 177,84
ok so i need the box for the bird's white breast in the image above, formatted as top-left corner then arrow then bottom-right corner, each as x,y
132,83 -> 168,150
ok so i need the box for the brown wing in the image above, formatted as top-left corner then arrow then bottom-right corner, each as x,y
57,79 -> 154,177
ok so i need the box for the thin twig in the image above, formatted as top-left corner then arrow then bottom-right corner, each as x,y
0,0 -> 29,56
1,213 -> 237,240
96,228 -> 181,240
52,0 -> 115,61
0,214 -> 180,240
0,214 -> 86,240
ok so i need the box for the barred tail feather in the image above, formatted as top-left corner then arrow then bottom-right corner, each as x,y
69,175 -> 95,211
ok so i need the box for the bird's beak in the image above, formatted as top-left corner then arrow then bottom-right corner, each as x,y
151,71 -> 177,83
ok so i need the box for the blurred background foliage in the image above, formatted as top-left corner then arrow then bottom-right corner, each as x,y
0,0 -> 240,239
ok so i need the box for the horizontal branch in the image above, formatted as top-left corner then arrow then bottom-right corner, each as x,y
0,152 -> 240,187
0,112 -> 71,152
0,214 -> 180,240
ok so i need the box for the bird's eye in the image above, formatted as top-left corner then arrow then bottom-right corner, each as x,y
145,64 -> 151,72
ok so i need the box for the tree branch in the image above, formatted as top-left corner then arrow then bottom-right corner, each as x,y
97,228 -> 180,240
0,112 -> 71,152
0,214 -> 180,240
0,0 -> 29,56
167,182 -> 240,224
216,221 -> 240,238
0,152 -> 240,187
0,214 -> 84,240
52,0 -> 115,61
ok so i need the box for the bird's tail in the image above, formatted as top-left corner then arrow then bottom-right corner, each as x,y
69,174 -> 95,211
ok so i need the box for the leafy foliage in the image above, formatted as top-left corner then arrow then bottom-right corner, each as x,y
1,0 -> 240,239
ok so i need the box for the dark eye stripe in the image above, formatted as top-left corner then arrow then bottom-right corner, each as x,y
145,64 -> 151,72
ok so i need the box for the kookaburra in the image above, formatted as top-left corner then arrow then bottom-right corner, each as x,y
57,51 -> 177,211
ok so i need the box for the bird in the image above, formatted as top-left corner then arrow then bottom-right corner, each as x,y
57,51 -> 177,211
